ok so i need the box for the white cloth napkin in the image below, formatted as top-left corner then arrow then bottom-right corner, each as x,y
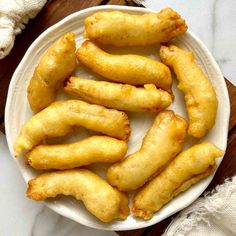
163,177 -> 236,236
0,0 -> 47,59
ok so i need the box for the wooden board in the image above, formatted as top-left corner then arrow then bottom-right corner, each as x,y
0,0 -> 235,235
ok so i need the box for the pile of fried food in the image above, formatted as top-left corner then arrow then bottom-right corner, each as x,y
13,8 -> 224,223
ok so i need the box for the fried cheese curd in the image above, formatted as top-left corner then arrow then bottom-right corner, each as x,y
14,100 -> 130,156
160,45 -> 218,138
107,110 -> 188,191
27,32 -> 76,112
84,8 -> 187,46
26,136 -> 128,170
65,77 -> 172,112
76,41 -> 172,92
27,169 -> 129,222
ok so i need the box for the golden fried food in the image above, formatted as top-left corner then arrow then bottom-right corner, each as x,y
160,45 -> 218,138
132,142 -> 224,220
107,111 -> 187,191
27,169 -> 129,222
27,33 -> 76,112
65,77 -> 172,112
14,100 -> 130,156
26,136 -> 128,170
84,8 -> 187,46
76,41 -> 172,92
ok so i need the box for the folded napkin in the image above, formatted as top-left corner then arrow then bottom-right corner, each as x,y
163,177 -> 236,236
0,0 -> 47,59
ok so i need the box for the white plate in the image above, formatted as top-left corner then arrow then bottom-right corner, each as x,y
5,5 -> 230,231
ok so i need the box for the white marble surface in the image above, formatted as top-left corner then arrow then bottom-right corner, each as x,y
1,2 -> 235,235
136,0 -> 236,86
0,132 -> 117,236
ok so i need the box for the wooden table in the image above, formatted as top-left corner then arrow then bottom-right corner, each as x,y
0,0 -> 235,235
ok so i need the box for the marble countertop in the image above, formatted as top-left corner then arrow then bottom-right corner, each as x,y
0,1 -> 235,235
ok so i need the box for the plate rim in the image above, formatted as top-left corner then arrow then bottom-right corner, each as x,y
5,5 -> 230,231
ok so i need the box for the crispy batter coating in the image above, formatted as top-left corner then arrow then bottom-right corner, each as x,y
76,41 -> 172,92
107,111 -> 187,191
84,8 -> 187,46
26,136 -> 128,170
27,33 -> 76,112
132,142 -> 224,220
160,45 -> 218,138
26,169 -> 130,222
65,77 -> 173,112
14,100 -> 130,156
